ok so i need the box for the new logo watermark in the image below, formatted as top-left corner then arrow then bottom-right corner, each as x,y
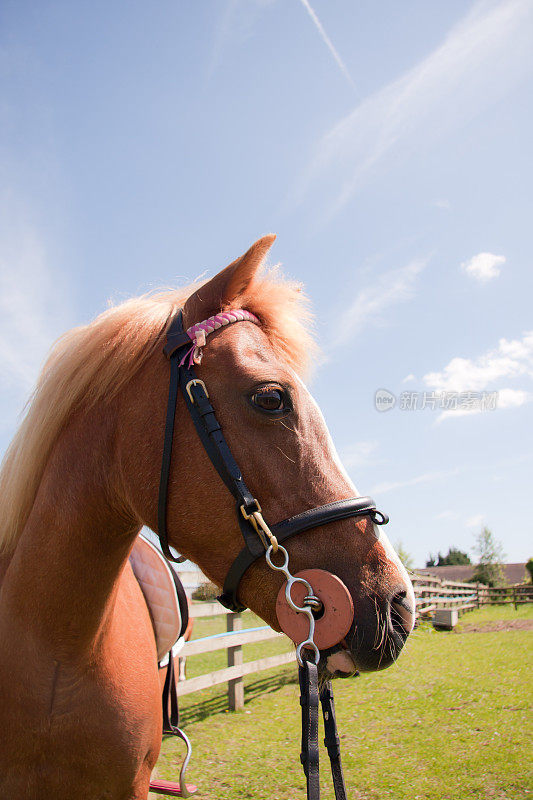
374,389 -> 397,412
374,389 -> 499,412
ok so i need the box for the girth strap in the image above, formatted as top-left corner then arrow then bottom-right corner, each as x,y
162,648 -> 180,735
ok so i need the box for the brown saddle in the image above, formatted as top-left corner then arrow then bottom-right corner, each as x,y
130,536 -> 197,797
129,534 -> 189,662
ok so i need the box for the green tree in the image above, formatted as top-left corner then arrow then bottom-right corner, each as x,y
395,541 -> 414,571
440,547 -> 471,565
426,547 -> 471,567
471,527 -> 506,586
525,557 -> 533,584
191,581 -> 219,601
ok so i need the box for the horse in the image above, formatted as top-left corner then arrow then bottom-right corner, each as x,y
0,234 -> 415,799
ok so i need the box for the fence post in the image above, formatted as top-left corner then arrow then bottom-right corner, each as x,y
227,612 -> 244,711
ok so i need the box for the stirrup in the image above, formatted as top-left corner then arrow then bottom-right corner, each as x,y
174,727 -> 197,798
149,778 -> 197,797
150,727 -> 197,797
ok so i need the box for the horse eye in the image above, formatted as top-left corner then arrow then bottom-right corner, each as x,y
251,387 -> 286,412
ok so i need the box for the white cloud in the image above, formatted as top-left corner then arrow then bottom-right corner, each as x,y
0,193 -> 73,431
466,514 -> 485,529
425,331 -> 533,392
461,252 -> 505,282
371,467 -> 460,496
339,440 -> 378,469
437,387 -> 530,421
333,258 -> 426,347
425,331 -> 533,421
297,0 -> 355,89
209,0 -> 354,89
434,510 -> 459,521
402,373 -> 416,384
373,452 -> 532,497
292,0 -> 533,216
431,199 -> 451,210
207,0 -> 275,79
497,388 -> 530,407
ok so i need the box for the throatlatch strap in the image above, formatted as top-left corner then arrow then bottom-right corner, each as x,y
158,352 -> 185,562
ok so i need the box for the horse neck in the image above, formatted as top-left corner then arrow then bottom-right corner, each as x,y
1,402 -> 141,661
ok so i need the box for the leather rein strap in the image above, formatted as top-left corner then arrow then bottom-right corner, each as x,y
300,660 -> 347,800
157,309 -> 388,611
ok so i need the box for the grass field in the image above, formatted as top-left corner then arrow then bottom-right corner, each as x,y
155,604 -> 533,800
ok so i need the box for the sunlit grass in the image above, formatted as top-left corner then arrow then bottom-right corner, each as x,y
156,604 -> 532,799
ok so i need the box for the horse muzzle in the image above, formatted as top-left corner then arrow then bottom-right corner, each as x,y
276,568 -> 414,676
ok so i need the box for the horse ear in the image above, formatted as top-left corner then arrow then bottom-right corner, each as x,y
183,234 -> 276,325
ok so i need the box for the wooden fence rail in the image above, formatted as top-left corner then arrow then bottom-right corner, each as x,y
177,579 -> 532,710
411,575 -> 533,614
177,605 -> 296,707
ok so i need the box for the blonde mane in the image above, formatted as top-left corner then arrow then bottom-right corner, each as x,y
0,268 -> 316,554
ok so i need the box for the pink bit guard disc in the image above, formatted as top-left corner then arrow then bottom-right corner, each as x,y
276,569 -> 354,651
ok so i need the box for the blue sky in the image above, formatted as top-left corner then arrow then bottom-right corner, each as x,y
1,0 -> 532,568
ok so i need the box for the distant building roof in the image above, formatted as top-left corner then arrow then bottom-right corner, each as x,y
414,563 -> 527,585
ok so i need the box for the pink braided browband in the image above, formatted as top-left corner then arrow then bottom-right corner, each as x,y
180,309 -> 260,367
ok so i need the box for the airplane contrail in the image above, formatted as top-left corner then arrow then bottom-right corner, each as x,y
298,0 -> 356,89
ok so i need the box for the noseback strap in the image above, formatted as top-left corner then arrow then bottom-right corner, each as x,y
218,496 -> 388,612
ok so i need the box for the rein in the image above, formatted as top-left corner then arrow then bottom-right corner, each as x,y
156,308 -> 390,799
300,660 -> 347,800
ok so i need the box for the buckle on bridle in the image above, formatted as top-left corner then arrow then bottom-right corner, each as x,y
185,379 -> 209,403
240,501 -> 279,552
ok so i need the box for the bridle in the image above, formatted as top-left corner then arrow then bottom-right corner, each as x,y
157,309 -> 388,614
156,308 -> 390,800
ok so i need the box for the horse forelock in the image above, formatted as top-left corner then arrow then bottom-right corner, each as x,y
0,267 -> 316,553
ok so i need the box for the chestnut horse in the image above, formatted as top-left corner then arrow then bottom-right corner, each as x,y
0,235 -> 414,799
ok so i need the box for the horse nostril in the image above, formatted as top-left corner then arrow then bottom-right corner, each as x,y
390,590 -> 414,636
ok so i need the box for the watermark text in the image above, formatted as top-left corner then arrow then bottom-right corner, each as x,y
374,389 -> 498,412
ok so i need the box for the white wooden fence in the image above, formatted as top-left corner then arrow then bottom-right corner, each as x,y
177,603 -> 294,710
411,574 -> 478,615
411,573 -> 533,615
177,580 -> 533,711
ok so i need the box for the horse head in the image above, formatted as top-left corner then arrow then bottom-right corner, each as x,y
121,236 -> 415,678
